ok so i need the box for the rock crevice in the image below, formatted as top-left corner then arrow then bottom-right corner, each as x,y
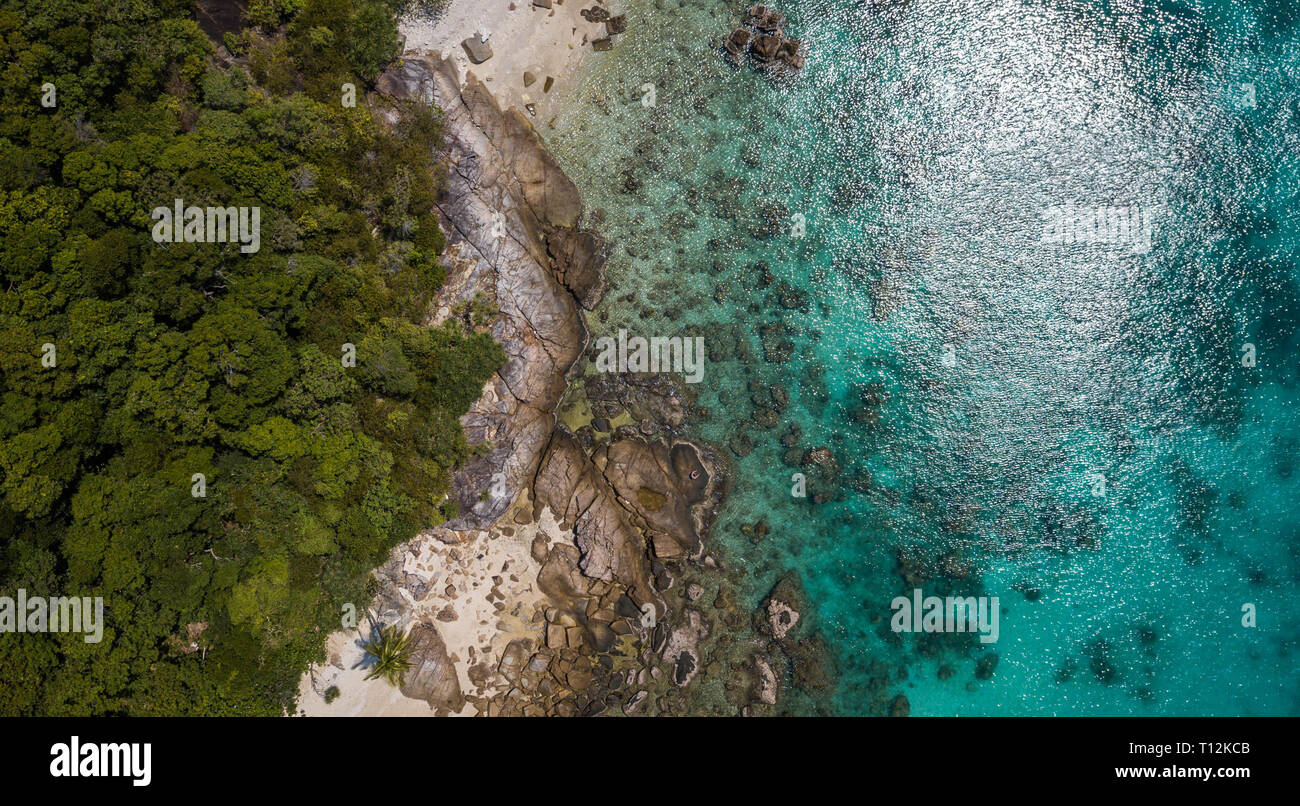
377,54 -> 607,531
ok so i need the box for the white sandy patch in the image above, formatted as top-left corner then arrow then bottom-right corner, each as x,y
298,507 -> 571,716
402,0 -> 620,120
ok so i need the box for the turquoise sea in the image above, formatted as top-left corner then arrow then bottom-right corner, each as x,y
546,0 -> 1299,715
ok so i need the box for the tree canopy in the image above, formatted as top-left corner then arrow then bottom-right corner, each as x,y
0,0 -> 502,714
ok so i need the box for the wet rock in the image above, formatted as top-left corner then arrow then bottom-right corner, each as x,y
790,635 -> 836,692
593,37 -> 613,52
606,15 -> 627,35
757,573 -> 806,645
751,33 -> 781,62
547,227 -> 608,310
777,39 -> 804,70
725,27 -> 752,58
729,432 -> 754,457
752,407 -> 779,428
673,651 -> 697,686
801,446 -> 840,476
749,5 -> 788,32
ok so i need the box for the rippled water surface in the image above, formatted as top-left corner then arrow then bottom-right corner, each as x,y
545,0 -> 1300,714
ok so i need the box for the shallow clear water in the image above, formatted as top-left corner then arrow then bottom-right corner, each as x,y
546,0 -> 1300,715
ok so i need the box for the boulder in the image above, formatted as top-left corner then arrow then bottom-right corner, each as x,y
400,623 -> 464,713
756,9 -> 787,32
752,654 -> 779,705
606,15 -> 627,35
801,446 -> 840,475
461,34 -> 493,64
889,694 -> 911,717
751,34 -> 781,62
757,572 -> 807,645
532,429 -> 657,607
725,27 -> 753,58
602,438 -> 709,560
662,608 -> 712,688
777,38 -> 803,70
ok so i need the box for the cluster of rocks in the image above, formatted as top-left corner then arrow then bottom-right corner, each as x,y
724,5 -> 804,73
582,5 -> 628,52
371,51 -> 834,718
738,572 -> 840,714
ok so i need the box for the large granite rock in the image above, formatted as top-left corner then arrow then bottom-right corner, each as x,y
602,438 -> 709,561
400,622 -> 464,713
374,55 -> 608,532
532,428 -> 657,608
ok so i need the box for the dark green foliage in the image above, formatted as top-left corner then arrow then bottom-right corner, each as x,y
361,623 -> 412,686
0,0 -> 502,714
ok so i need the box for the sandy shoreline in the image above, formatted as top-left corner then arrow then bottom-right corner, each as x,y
297,6 -> 611,714
402,0 -> 619,122
297,508 -> 572,716
297,2 -> 740,718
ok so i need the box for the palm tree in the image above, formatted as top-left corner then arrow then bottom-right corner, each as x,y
362,624 -> 414,686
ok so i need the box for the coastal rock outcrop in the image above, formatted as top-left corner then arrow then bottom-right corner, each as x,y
532,428 -> 658,608
723,5 -> 804,73
375,55 -> 608,533
602,438 -> 709,561
358,51 -> 741,717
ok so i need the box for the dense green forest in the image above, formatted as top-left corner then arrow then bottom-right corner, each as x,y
0,0 -> 502,714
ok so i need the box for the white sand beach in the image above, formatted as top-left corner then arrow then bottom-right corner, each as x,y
297,508 -> 572,716
402,0 -> 620,121
298,0 -> 627,718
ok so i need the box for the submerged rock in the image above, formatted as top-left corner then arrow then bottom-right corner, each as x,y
758,573 -> 807,644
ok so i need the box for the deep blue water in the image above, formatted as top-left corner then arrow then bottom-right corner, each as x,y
547,0 -> 1299,715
